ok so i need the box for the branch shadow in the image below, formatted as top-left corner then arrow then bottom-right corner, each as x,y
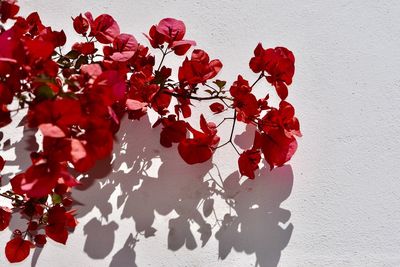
69,114 -> 294,267
0,111 -> 294,267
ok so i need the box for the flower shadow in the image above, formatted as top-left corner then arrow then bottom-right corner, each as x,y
70,114 -> 294,267
0,113 -> 295,267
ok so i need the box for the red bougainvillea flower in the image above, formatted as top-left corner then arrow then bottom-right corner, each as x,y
72,13 -> 89,35
249,44 -> 295,100
0,206 -> 11,230
144,18 -> 196,55
259,100 -> 302,138
45,205 -> 77,244
178,115 -> 220,164
178,49 -> 222,86
158,115 -> 187,147
238,149 -> 261,179
5,237 -> 32,263
108,33 -> 138,62
72,41 -> 96,55
85,12 -> 120,44
261,130 -> 297,170
0,0 -> 19,23
257,100 -> 301,169
229,75 -> 260,123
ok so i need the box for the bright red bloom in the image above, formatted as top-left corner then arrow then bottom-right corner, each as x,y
45,205 -> 75,244
178,115 -> 220,164
5,237 -> 32,263
238,149 -> 261,179
85,12 -> 120,44
0,0 -> 19,23
261,130 -> 297,170
72,42 -> 96,55
109,33 -> 138,62
230,75 -> 260,123
158,115 -> 187,147
34,235 -> 47,246
249,44 -> 295,100
145,18 -> 196,55
178,49 -> 222,85
11,161 -> 60,198
260,100 -> 301,138
72,14 -> 89,35
0,207 -> 11,231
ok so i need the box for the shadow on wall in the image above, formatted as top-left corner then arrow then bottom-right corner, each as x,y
1,114 -> 294,267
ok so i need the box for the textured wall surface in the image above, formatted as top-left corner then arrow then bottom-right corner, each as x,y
1,0 -> 400,266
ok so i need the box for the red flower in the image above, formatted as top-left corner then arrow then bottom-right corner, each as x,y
144,18 -> 196,55
85,12 -> 120,44
10,161 -> 61,198
72,14 -> 89,35
45,205 -> 76,244
72,42 -> 96,55
178,49 -> 222,85
259,100 -> 301,138
34,235 -> 47,246
109,33 -> 138,62
0,0 -> 19,23
229,75 -> 260,123
261,130 -> 297,170
5,237 -> 32,263
0,207 -> 11,231
238,149 -> 261,179
178,115 -> 220,164
158,115 -> 187,147
249,44 -> 295,100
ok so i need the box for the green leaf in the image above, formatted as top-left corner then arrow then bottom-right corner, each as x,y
57,56 -> 70,68
213,79 -> 226,89
75,55 -> 88,69
64,50 -> 80,60
36,85 -> 55,100
52,194 -> 62,205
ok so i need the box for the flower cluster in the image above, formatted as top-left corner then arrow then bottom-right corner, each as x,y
0,0 -> 301,263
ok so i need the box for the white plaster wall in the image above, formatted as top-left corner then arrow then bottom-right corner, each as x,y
1,0 -> 400,266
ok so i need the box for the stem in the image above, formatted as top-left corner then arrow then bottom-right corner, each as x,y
216,110 -> 240,155
251,72 -> 264,88
216,117 -> 234,127
157,47 -> 168,72
163,91 -> 233,102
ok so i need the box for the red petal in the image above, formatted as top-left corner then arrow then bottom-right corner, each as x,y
238,150 -> 261,179
209,102 -> 225,114
5,237 -> 32,263
39,123 -> 66,138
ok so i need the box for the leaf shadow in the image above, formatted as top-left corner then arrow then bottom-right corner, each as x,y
69,114 -> 294,267
1,113 -> 294,267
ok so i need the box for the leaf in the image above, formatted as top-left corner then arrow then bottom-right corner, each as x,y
213,79 -> 226,89
5,237 -> 32,263
64,50 -> 80,59
52,194 -> 62,204
75,55 -> 88,69
37,85 -> 55,99
202,198 -> 214,217
57,56 -> 70,68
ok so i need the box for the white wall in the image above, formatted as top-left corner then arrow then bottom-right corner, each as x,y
1,0 -> 400,266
